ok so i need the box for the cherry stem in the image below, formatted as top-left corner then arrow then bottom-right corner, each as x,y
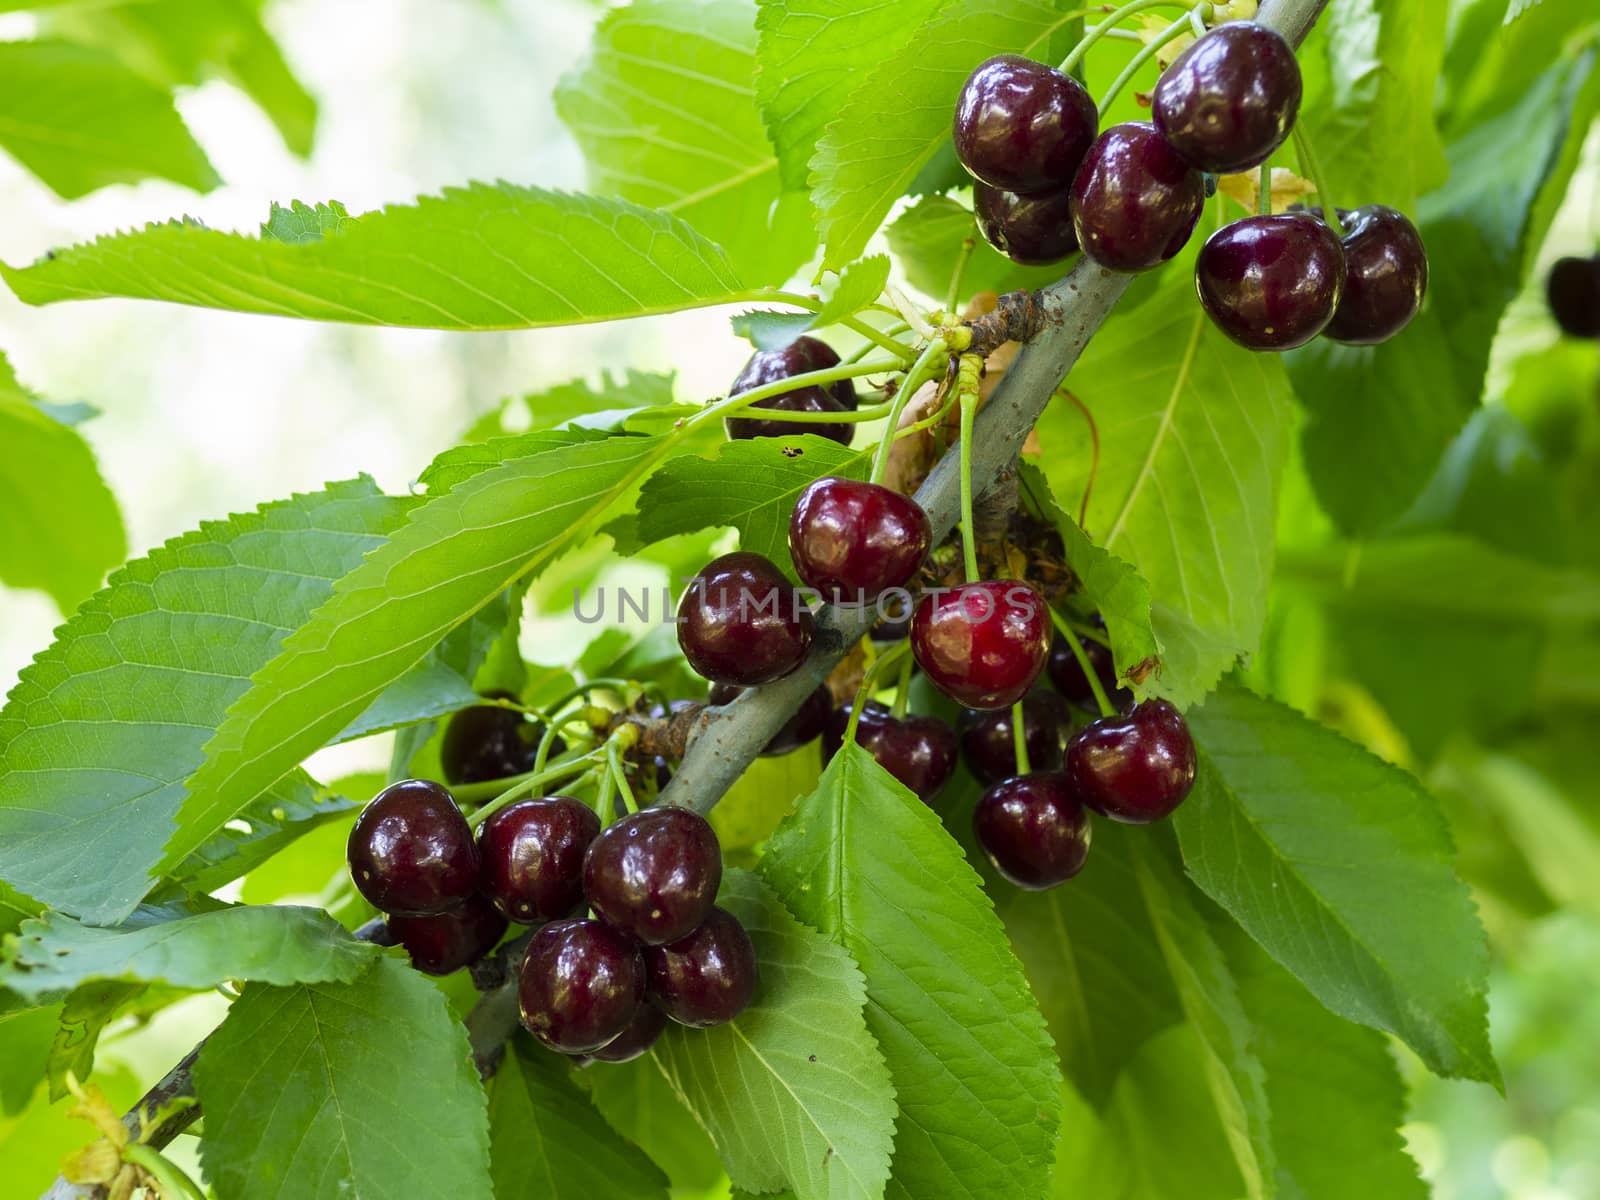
958,372 -> 980,584
844,640 -> 912,744
891,652 -> 914,719
1097,5 -> 1206,111
124,1144 -> 206,1200
697,355 -> 905,429
870,338 -> 949,485
1011,699 -> 1033,775
461,750 -> 607,825
841,315 -> 919,362
1258,160 -> 1273,215
1050,607 -> 1116,718
1060,0 -> 1203,73
1291,123 -> 1345,237
605,739 -> 635,818
946,237 -> 976,313
847,323 -> 912,363
1084,24 -> 1144,41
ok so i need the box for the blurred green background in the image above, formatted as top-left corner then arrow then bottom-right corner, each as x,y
0,1 -> 1596,1197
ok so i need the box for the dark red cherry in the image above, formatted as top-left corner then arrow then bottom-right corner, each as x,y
1196,214 -> 1345,351
518,919 -> 644,1054
583,806 -> 723,946
440,692 -> 555,785
477,797 -> 601,924
1065,699 -> 1196,823
678,552 -> 814,686
973,772 -> 1092,888
725,339 -> 853,445
644,907 -> 759,1028
1047,624 -> 1123,709
1071,122 -> 1205,273
1324,206 -> 1429,345
958,692 -> 1072,786
1547,256 -> 1600,338
387,894 -> 508,976
586,1002 -> 668,1063
953,54 -> 1098,194
708,682 -> 831,756
973,183 -> 1079,266
788,477 -> 932,603
911,580 -> 1052,710
782,334 -> 858,411
347,779 -> 478,917
823,701 -> 959,804
1152,23 -> 1302,173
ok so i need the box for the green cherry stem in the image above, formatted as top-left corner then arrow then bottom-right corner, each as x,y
460,750 -> 607,825
891,651 -> 914,719
1061,0 -> 1203,74
841,315 -> 919,362
958,368 -> 981,584
1050,607 -> 1116,718
870,337 -> 949,485
844,640 -> 912,743
124,1144 -> 207,1200
946,237 -> 976,313
1291,123 -> 1345,237
701,356 -> 904,427
1258,159 -> 1273,215
1097,5 -> 1207,111
1011,699 -> 1033,776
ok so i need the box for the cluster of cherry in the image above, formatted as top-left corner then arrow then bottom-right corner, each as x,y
347,746 -> 753,1063
955,22 -> 1428,351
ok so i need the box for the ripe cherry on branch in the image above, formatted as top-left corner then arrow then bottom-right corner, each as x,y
1152,22 -> 1303,174
387,894 -> 508,977
678,551 -> 814,686
477,797 -> 601,924
953,54 -> 1098,195
1323,205 -> 1429,344
1047,622 -> 1124,711
583,806 -> 724,946
911,580 -> 1052,711
1196,213 -> 1346,351
347,779 -> 479,917
959,692 -> 1073,786
973,772 -> 1093,889
440,692 -> 554,785
788,476 -> 932,603
1547,255 -> 1600,338
518,918 -> 646,1055
643,905 -> 759,1028
973,183 -> 1080,266
724,337 -> 853,445
1066,699 -> 1197,823
824,701 -> 959,804
1071,122 -> 1206,273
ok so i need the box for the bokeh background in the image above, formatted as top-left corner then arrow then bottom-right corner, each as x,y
0,1 -> 1597,1197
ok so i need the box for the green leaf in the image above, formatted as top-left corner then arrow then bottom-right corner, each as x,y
2,185 -> 751,330
886,194 -> 1065,302
650,869 -> 897,1200
1,905 -> 377,1002
0,1002 -> 58,1113
755,0 -> 949,190
810,0 -> 1079,270
490,1042 -> 668,1200
761,745 -> 1062,1200
1018,461 -> 1158,691
1036,278 -> 1293,707
556,0 -> 813,284
163,436 -> 671,875
1299,0 -> 1449,214
612,434 -> 869,573
732,254 -> 893,347
0,479 -> 409,924
1289,50 -> 1597,534
59,0 -> 319,156
1224,929 -> 1427,1200
262,200 -> 352,244
1128,837 -> 1273,1200
195,956 -> 492,1200
0,39 -> 218,198
580,1056 -> 729,1197
465,371 -> 678,443
1177,681 -> 1498,1083
46,979 -> 142,1101
0,350 -> 125,612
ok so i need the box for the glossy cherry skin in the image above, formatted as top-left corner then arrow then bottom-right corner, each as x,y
973,183 -> 1079,266
477,797 -> 601,924
387,894 -> 508,976
911,580 -> 1052,711
783,334 -> 859,411
958,691 -> 1072,786
725,339 -> 853,446
1065,699 -> 1196,823
974,772 -> 1092,889
644,906 -> 759,1028
823,702 -> 959,804
709,682 -> 832,756
518,919 -> 645,1054
1547,256 -> 1600,338
1047,625 -> 1123,709
1324,206 -> 1429,345
583,806 -> 723,946
788,477 -> 932,603
440,692 -> 555,785
678,552 -> 814,686
347,779 -> 479,917
1153,23 -> 1301,173
1196,214 -> 1345,351
1071,123 -> 1205,273
585,1002 -> 668,1063
954,54 -> 1098,194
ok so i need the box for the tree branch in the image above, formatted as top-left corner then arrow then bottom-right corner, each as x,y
41,2 -> 1327,1195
